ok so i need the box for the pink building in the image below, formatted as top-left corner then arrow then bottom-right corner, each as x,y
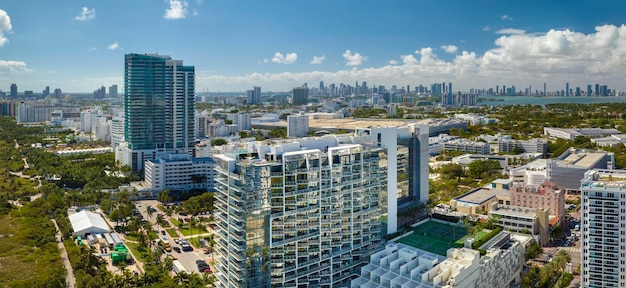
510,182 -> 565,224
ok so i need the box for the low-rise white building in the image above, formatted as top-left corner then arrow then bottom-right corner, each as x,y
443,139 -> 490,154
488,204 -> 549,245
143,153 -> 216,193
544,127 -> 620,140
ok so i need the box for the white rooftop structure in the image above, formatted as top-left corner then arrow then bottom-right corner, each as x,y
68,210 -> 110,237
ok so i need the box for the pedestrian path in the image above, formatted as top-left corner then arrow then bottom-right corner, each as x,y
559,247 -> 580,253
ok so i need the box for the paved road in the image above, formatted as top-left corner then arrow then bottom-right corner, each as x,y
51,219 -> 75,288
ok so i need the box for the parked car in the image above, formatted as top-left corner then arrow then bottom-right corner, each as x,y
161,230 -> 166,235
173,246 -> 181,253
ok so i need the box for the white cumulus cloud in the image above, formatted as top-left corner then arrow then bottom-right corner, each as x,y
272,52 -> 298,64
108,41 -> 121,50
0,9 -> 12,47
0,60 -> 28,73
400,55 -> 419,65
388,60 -> 398,65
343,50 -> 367,66
310,55 -> 326,64
75,7 -> 96,21
496,28 -> 526,35
501,14 -> 513,20
441,44 -> 458,53
193,25 -> 626,95
164,0 -> 188,20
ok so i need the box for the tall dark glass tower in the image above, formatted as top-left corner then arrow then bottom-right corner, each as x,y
119,54 -> 195,172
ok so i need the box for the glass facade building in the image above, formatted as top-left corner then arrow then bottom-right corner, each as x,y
121,54 -> 195,171
213,138 -> 387,287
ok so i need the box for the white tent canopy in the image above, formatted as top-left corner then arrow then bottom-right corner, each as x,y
69,210 -> 110,237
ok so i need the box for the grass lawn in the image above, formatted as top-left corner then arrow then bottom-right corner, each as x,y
166,228 -> 178,238
170,218 -> 179,227
179,226 -> 208,237
125,242 -> 149,263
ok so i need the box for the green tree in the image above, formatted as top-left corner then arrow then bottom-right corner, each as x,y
439,163 -> 464,180
211,138 -> 228,146
524,240 -> 543,260
467,160 -> 501,179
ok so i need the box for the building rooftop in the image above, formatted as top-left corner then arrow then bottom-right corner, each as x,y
489,205 -> 541,219
454,188 -> 510,205
581,169 -> 626,190
561,151 -> 606,168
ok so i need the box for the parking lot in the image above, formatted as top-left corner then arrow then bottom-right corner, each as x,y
135,200 -> 214,275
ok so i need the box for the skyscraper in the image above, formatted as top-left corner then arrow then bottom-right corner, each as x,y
109,84 -> 118,98
213,138 -> 386,287
580,169 -> 626,287
10,83 -> 17,98
246,86 -> 262,104
116,53 -> 195,172
292,87 -> 308,105
565,83 -> 569,96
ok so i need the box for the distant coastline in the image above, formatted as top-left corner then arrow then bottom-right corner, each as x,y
478,95 -> 626,106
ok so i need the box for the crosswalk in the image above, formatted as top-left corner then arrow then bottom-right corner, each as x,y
558,247 -> 581,253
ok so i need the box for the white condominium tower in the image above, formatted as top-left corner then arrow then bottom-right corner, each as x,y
212,137 -> 387,287
580,169 -> 626,287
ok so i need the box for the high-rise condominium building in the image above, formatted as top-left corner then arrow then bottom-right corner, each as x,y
213,137 -> 387,287
354,124 -> 429,234
109,84 -> 118,98
287,113 -> 308,137
580,169 -> 626,287
246,86 -> 261,104
116,53 -> 195,172
10,83 -> 17,98
292,87 -> 308,105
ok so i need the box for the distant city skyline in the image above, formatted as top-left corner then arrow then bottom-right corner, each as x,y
2,1 -> 626,92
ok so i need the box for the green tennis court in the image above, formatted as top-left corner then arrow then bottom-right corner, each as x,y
396,220 -> 468,256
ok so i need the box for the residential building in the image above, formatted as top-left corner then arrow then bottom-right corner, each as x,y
109,84 -> 118,98
590,134 -> 626,147
544,127 -> 620,140
143,153 -> 216,193
498,138 -> 548,158
354,124 -> 430,234
195,112 -> 207,139
292,87 -> 309,105
510,182 -> 565,223
489,205 -> 549,245
509,148 -> 614,191
226,113 -> 252,131
287,113 -> 309,137
580,169 -> 626,288
9,83 -> 17,98
212,137 -> 387,287
111,116 -> 124,150
443,139 -> 490,154
116,53 -> 195,172
353,232 -> 530,288
246,86 -> 261,104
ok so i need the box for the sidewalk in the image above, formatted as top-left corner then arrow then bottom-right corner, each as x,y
51,219 -> 75,288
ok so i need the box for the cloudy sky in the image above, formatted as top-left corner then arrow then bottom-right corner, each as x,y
1,0 -> 626,93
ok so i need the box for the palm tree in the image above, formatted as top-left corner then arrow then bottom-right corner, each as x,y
146,205 -> 154,219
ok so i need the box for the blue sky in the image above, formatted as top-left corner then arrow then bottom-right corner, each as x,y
1,0 -> 626,93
